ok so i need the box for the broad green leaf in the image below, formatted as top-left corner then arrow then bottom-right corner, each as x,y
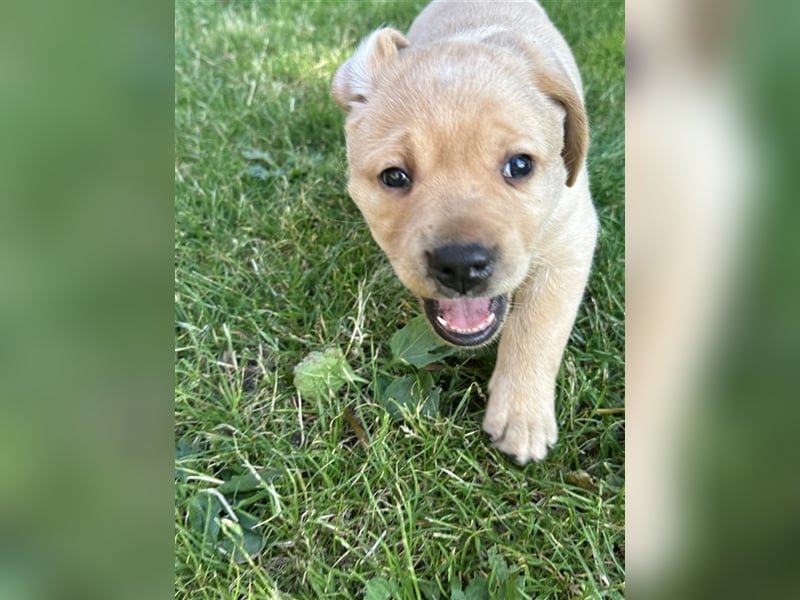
233,510 -> 260,530
390,315 -> 456,368
218,517 -> 264,563
381,373 -> 439,420
464,576 -> 489,600
382,375 -> 416,420
424,387 -> 441,417
417,370 -> 441,417
293,347 -> 365,401
450,580 -> 467,600
487,546 -> 509,581
487,547 -> 523,599
365,577 -> 398,600
187,492 -> 221,541
175,437 -> 201,460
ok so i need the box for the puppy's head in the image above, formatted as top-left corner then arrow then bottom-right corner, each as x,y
333,27 -> 587,347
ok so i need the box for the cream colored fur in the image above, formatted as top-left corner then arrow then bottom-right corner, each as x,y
332,0 -> 597,463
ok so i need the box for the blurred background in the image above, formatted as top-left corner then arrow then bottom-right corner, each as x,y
627,0 -> 800,597
0,0 -> 798,598
0,2 -> 174,599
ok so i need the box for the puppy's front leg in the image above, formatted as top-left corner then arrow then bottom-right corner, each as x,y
483,264 -> 588,464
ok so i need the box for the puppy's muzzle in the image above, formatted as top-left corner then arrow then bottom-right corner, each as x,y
423,243 -> 508,348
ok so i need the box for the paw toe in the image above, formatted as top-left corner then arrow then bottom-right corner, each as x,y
482,414 -> 508,444
490,419 -> 558,465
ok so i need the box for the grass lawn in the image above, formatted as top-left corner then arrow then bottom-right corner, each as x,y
175,1 -> 624,598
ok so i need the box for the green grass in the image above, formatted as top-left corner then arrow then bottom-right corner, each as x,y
175,1 -> 624,598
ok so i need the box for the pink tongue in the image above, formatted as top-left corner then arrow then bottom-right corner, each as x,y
438,297 -> 492,332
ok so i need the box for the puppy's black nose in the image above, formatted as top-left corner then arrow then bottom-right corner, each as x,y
427,243 -> 495,294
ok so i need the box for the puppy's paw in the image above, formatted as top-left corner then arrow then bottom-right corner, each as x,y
482,379 -> 558,464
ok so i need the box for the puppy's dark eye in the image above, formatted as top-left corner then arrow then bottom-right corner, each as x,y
380,167 -> 411,189
502,154 -> 534,180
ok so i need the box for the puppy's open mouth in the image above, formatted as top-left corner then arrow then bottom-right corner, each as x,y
423,295 -> 508,347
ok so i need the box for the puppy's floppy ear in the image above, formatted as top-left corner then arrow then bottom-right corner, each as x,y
332,28 -> 409,113
535,71 -> 589,187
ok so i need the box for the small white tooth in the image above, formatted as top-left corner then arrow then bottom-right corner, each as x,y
437,311 -> 496,334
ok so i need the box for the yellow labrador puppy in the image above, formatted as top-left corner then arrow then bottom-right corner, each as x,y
332,0 -> 597,464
